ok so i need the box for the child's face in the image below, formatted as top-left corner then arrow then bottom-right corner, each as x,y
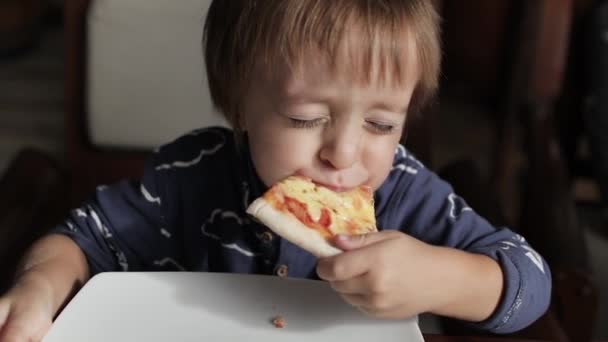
242,54 -> 418,192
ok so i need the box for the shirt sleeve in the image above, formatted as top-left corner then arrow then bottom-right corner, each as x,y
376,146 -> 551,334
49,150 -> 184,275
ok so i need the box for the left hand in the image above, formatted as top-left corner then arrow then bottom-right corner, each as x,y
316,230 -> 444,320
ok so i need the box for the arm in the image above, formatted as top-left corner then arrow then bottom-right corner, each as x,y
1,128 -> 230,341
318,146 -> 550,333
49,128 -> 234,276
378,147 -> 551,333
425,246 -> 503,322
317,230 -> 504,323
0,234 -> 89,341
50,128 -> 234,275
49,143 -> 186,275
12,234 -> 90,318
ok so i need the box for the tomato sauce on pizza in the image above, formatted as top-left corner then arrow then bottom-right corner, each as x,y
262,176 -> 376,238
247,176 -> 377,257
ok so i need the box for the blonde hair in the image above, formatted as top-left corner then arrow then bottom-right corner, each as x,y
203,0 -> 441,131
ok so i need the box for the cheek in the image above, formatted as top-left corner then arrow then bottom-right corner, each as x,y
247,127 -> 318,186
364,139 -> 400,189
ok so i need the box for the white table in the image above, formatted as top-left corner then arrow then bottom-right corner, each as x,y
43,272 -> 425,341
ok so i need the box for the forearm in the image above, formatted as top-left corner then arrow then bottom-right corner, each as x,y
12,234 -> 90,317
429,246 -> 504,322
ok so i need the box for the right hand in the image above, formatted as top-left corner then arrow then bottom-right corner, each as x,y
0,278 -> 55,342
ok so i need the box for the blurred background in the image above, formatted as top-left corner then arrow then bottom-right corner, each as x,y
0,0 -> 607,341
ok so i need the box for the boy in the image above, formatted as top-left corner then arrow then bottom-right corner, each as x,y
0,1 -> 550,341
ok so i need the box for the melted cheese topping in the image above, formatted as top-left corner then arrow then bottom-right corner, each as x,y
264,176 -> 377,236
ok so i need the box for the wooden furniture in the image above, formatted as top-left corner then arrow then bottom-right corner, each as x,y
504,3 -> 598,340
438,0 -> 598,341
0,0 -> 45,56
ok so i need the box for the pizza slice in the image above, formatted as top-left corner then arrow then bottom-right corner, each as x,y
246,176 -> 377,258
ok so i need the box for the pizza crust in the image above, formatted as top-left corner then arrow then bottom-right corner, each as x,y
247,197 -> 343,258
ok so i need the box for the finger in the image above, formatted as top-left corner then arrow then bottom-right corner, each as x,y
358,305 -> 414,320
0,302 -> 11,337
340,293 -> 368,308
0,313 -> 51,342
332,230 -> 402,251
341,294 -> 409,320
317,247 -> 375,281
0,321 -> 31,342
33,319 -> 53,342
0,298 -> 52,342
329,277 -> 369,295
0,300 -> 10,328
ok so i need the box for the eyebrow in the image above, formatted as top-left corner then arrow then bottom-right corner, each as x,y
369,100 -> 409,115
277,93 -> 335,110
283,93 -> 327,104
281,85 -> 409,114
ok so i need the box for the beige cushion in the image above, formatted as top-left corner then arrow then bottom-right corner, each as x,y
87,0 -> 228,150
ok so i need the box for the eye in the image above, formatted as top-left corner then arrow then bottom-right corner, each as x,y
288,117 -> 326,129
366,121 -> 396,134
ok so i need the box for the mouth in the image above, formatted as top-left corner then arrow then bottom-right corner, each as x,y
311,180 -> 351,193
291,172 -> 360,193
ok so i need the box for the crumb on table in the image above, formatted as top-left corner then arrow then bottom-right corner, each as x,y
272,316 -> 286,328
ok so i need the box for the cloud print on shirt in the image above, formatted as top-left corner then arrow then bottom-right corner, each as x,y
201,209 -> 258,258
155,128 -> 226,171
392,144 -> 424,175
447,193 -> 473,219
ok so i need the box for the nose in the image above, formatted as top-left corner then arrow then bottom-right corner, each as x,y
319,124 -> 361,170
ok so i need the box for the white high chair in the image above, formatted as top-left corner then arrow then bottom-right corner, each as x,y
65,0 -> 227,203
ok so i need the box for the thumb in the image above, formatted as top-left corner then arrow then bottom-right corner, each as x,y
332,231 -> 399,251
0,299 -> 10,329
